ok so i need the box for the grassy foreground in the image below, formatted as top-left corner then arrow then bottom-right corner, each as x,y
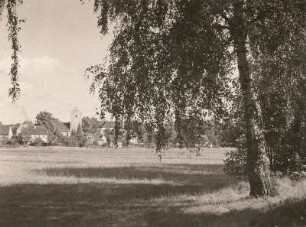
0,147 -> 305,227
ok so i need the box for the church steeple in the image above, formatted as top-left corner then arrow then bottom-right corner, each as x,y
70,107 -> 83,135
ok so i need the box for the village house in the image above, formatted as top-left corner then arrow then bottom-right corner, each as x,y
18,125 -> 49,143
55,121 -> 70,137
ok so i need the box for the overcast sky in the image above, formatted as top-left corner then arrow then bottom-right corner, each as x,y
0,0 -> 112,124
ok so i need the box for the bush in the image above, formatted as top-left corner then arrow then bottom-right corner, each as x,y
224,147 -> 247,179
5,138 -> 20,147
29,138 -> 45,146
142,132 -> 154,146
0,139 -> 10,147
224,135 -> 305,179
64,135 -> 86,147
17,134 -> 31,145
102,128 -> 127,147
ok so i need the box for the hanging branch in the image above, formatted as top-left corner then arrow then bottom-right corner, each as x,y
6,0 -> 23,101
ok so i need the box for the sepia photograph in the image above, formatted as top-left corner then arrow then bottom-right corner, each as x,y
0,0 -> 305,226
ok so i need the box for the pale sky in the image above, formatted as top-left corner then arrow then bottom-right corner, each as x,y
0,0 -> 112,124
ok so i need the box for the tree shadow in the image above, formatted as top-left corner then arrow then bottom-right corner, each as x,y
250,197 -> 306,227
1,164 -> 304,227
36,164 -> 228,184
1,182 -> 305,227
30,164 -> 238,200
0,164 -> 234,226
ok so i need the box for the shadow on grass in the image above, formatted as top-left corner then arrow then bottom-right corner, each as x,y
1,183 -> 305,227
1,164 -> 305,227
36,164 -> 227,183
30,164 -> 237,200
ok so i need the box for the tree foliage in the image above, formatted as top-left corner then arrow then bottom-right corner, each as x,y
85,0 -> 232,152
36,111 -> 68,141
0,0 -> 24,101
82,117 -> 102,134
85,0 -> 305,197
36,112 -> 56,133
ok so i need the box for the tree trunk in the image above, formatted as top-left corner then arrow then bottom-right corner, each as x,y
231,0 -> 273,197
114,115 -> 121,148
292,80 -> 306,158
174,109 -> 184,148
125,115 -> 132,147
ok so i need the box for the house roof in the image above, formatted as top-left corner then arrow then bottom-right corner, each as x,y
20,126 -> 48,135
54,121 -> 69,132
63,122 -> 70,129
0,125 -> 10,135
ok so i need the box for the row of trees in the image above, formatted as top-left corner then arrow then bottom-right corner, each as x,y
126,118 -> 238,148
1,0 -> 305,197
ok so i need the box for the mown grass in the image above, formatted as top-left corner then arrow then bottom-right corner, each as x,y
0,146 -> 305,227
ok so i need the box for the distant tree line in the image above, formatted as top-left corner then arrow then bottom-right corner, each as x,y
124,117 -> 239,149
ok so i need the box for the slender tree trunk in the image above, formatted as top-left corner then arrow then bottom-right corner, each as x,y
125,114 -> 131,147
175,109 -> 184,148
231,0 -> 273,197
114,115 -> 121,148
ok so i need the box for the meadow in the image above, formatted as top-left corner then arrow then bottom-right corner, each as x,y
0,146 -> 305,227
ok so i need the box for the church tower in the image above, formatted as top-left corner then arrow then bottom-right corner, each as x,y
70,107 -> 83,135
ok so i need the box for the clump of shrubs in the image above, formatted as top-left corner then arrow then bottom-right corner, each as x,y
5,138 -> 20,147
224,136 -> 305,180
63,135 -> 87,147
29,138 -> 47,146
224,145 -> 247,179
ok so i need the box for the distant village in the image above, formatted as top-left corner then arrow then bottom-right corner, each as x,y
0,107 -> 235,148
0,108 -> 135,147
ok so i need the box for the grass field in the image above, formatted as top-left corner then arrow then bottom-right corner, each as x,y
0,147 -> 305,227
